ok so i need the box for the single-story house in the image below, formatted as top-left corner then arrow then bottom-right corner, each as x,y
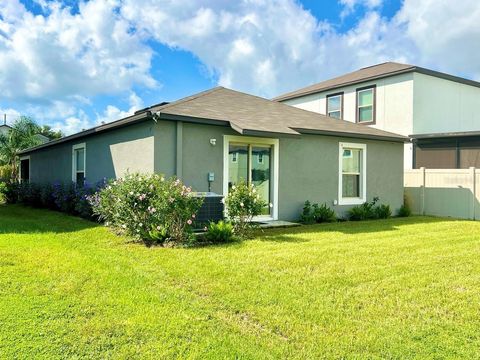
19,87 -> 407,221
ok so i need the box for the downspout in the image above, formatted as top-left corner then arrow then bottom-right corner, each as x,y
176,121 -> 183,179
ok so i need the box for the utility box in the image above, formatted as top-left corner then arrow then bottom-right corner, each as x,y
191,192 -> 224,226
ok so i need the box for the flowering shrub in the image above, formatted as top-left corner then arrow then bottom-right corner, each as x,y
225,181 -> 266,239
88,173 -> 203,245
12,180 -> 105,219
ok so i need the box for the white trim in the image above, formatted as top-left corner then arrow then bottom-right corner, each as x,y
19,155 -> 30,183
338,142 -> 367,205
223,135 -> 279,221
72,143 -> 86,183
357,88 -> 374,123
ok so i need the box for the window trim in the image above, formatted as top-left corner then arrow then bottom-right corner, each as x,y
72,143 -> 86,184
223,135 -> 279,221
338,142 -> 367,205
355,85 -> 376,124
326,92 -> 344,119
19,155 -> 30,183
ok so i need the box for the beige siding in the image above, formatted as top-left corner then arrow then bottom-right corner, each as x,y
413,73 -> 480,134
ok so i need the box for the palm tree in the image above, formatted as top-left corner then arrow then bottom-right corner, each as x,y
0,116 -> 42,181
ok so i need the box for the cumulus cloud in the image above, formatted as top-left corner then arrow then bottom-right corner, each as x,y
96,92 -> 144,125
0,0 -> 155,103
1,0 -> 480,132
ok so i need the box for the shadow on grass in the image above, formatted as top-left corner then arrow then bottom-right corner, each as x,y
254,216 -> 452,243
0,204 -> 99,235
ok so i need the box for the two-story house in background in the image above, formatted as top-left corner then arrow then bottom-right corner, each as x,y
274,62 -> 480,169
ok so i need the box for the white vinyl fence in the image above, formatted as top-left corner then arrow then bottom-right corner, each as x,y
404,167 -> 480,220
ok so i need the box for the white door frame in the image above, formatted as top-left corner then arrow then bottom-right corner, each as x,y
223,135 -> 279,221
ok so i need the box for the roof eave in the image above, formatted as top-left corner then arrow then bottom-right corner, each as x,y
293,128 -> 409,143
19,111 -> 152,154
273,68 -> 416,102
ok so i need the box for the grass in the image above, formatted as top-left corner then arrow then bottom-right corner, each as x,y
1,205 -> 480,359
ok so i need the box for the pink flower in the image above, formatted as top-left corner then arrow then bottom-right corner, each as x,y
187,219 -> 192,225
191,214 -> 196,219
169,197 -> 175,203
157,226 -> 161,231
204,226 -> 208,231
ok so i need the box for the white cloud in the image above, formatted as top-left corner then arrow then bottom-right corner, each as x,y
51,110 -> 91,135
96,92 -> 144,125
0,0 -> 155,103
339,0 -> 383,18
1,0 -> 480,132
0,107 -> 21,126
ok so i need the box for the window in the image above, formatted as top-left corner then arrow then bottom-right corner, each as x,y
356,86 -> 375,123
326,93 -> 343,119
72,143 -> 86,186
231,152 -> 238,163
258,153 -> 264,164
19,156 -> 30,183
338,142 -> 366,205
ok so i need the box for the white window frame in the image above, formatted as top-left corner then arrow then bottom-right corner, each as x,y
72,143 -> 86,183
357,87 -> 374,123
327,94 -> 343,119
223,135 -> 279,221
19,155 -> 30,183
338,142 -> 367,205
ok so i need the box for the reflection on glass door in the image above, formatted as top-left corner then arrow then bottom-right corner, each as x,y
252,146 -> 271,215
228,143 -> 272,215
228,144 -> 248,188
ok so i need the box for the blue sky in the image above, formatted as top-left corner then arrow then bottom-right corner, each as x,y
1,0 -> 479,134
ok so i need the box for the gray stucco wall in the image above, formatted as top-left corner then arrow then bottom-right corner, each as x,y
28,121 -> 155,184
156,121 -> 404,221
26,117 -> 403,221
278,135 -> 404,220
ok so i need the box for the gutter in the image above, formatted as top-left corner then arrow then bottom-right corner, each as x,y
293,128 -> 410,143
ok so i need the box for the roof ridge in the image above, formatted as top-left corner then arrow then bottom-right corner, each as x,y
153,86 -> 224,112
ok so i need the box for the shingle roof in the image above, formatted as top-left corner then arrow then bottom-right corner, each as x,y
21,86 -> 407,154
273,62 -> 480,101
152,87 -> 407,141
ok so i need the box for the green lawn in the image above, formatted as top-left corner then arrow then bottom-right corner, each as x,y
1,206 -> 480,359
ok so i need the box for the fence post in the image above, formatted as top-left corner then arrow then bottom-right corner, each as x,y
420,167 -> 426,215
471,167 -> 476,220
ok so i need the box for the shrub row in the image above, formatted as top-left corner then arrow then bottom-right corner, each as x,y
1,180 -> 104,218
300,196 -> 411,224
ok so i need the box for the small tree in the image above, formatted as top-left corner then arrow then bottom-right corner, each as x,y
0,116 -> 42,181
225,181 -> 266,239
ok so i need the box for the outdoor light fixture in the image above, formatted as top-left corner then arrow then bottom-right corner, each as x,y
210,138 -> 217,146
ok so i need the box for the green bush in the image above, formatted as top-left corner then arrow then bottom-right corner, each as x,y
347,197 -> 392,221
204,220 -> 235,243
300,201 -> 336,224
374,204 -> 392,219
11,180 -> 104,219
397,195 -> 412,217
300,201 -> 315,224
225,181 -> 266,239
313,203 -> 337,223
89,173 -> 203,245
0,165 -> 13,182
0,182 -> 7,204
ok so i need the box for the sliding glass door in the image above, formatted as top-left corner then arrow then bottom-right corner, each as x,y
228,142 -> 273,216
